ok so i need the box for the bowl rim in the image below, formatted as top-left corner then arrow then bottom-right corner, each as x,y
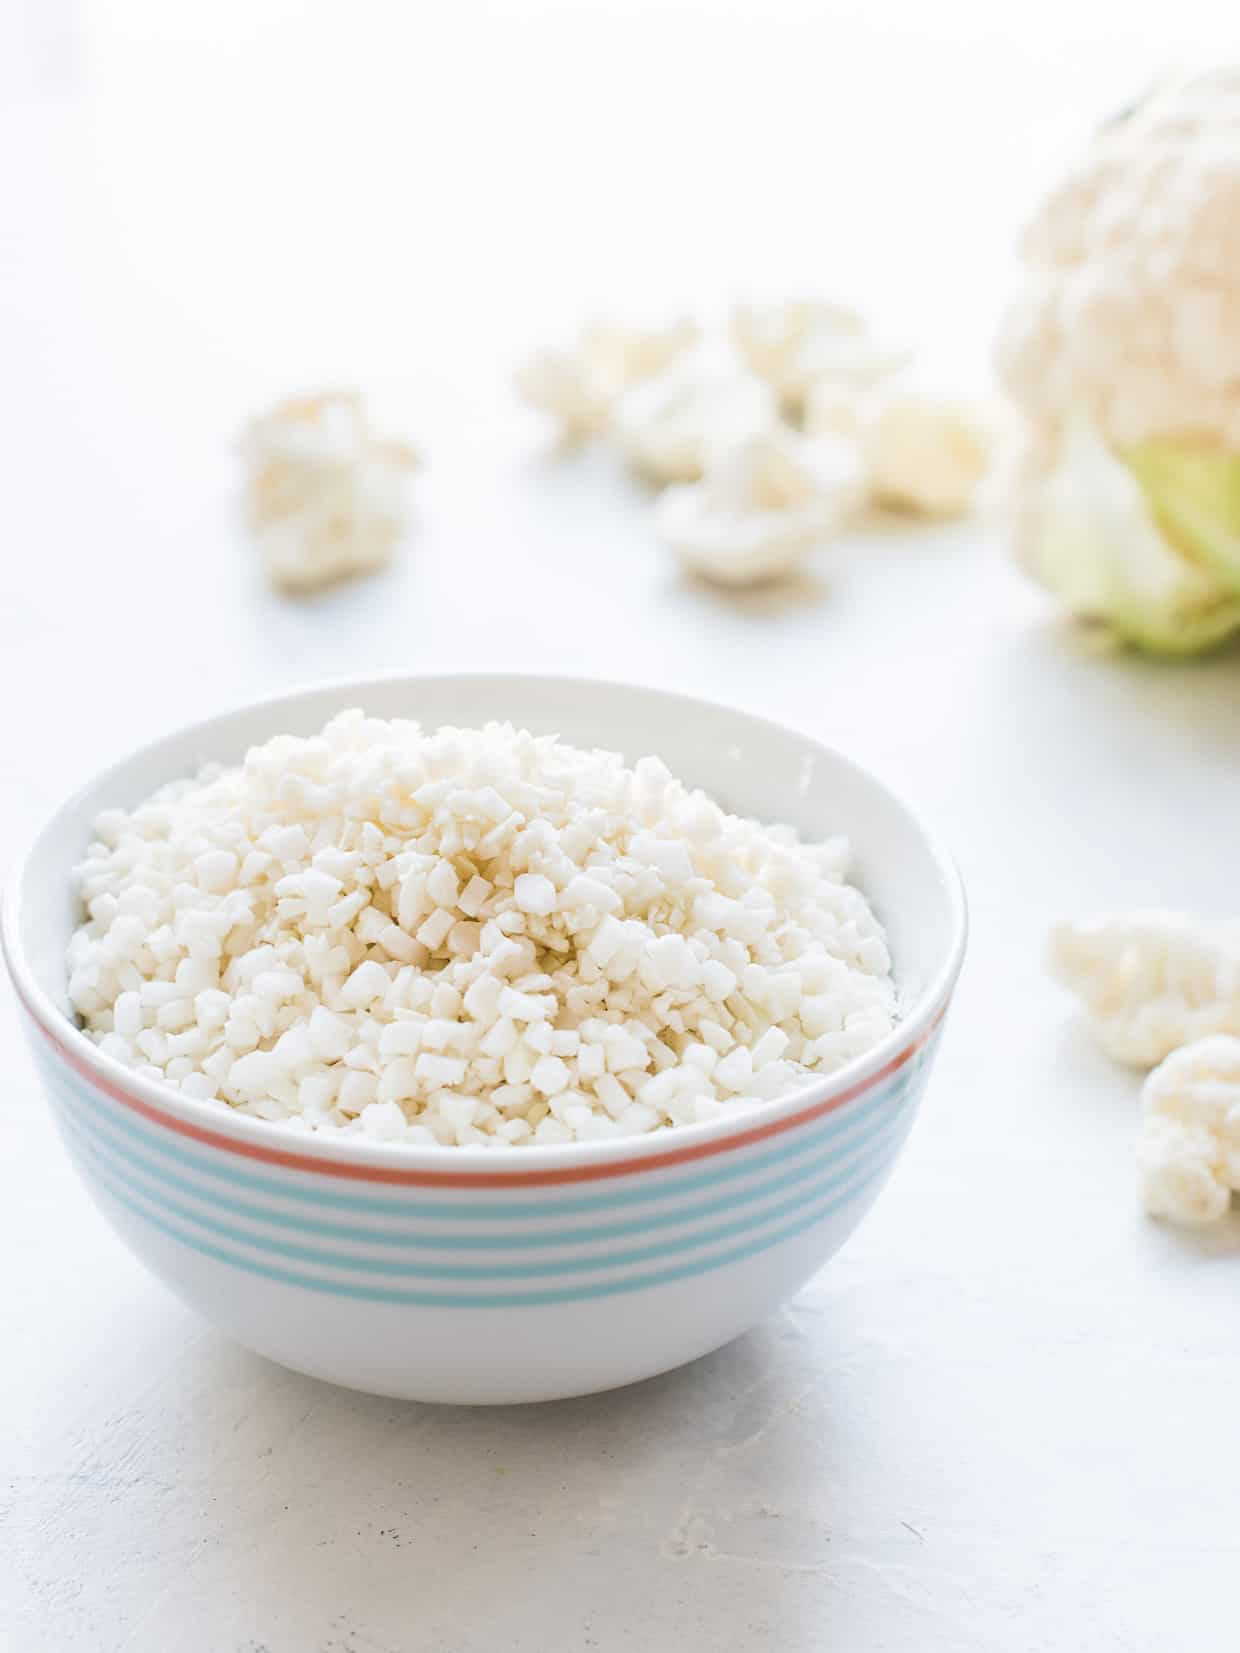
2,671 -> 968,1184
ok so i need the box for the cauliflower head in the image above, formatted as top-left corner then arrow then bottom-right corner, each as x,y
998,69 -> 1240,652
1049,912 -> 1240,1068
1140,1035 -> 1240,1225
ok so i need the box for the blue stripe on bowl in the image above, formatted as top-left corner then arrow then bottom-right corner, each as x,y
39,1027 -> 937,1220
60,1099 -> 910,1282
52,1061 -> 915,1251
37,1026 -> 936,1307
70,1140 -> 904,1309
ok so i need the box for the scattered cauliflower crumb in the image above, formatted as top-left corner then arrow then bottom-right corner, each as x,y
1140,1036 -> 1240,1226
613,354 -> 778,485
656,427 -> 863,587
516,318 -> 698,444
1049,913 -> 1240,1068
862,391 -> 990,517
732,300 -> 907,418
241,392 -> 418,593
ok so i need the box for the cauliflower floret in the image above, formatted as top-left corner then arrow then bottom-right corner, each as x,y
1139,1035 -> 1240,1225
241,392 -> 418,593
655,426 -> 864,586
516,318 -> 698,443
613,354 -> 778,485
733,300 -> 906,417
804,375 -> 991,516
863,392 -> 991,517
515,352 -> 607,444
1049,912 -> 1240,1068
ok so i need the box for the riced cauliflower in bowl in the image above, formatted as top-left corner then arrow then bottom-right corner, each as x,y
3,676 -> 965,1402
64,713 -> 899,1148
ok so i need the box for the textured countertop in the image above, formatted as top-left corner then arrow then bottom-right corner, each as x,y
3,6 -> 1238,1649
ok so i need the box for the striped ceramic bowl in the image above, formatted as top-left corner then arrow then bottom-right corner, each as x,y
3,675 -> 966,1403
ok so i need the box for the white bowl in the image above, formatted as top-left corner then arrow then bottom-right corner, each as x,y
3,675 -> 966,1403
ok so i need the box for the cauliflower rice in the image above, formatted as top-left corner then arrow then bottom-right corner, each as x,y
66,713 -> 897,1147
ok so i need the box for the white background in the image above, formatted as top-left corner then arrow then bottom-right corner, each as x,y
3,4 -> 1240,1649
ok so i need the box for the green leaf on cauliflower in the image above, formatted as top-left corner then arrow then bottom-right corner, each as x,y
1022,419 -> 1240,656
1125,441 -> 1240,598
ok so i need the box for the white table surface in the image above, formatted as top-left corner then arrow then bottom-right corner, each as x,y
4,6 -> 1240,1650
